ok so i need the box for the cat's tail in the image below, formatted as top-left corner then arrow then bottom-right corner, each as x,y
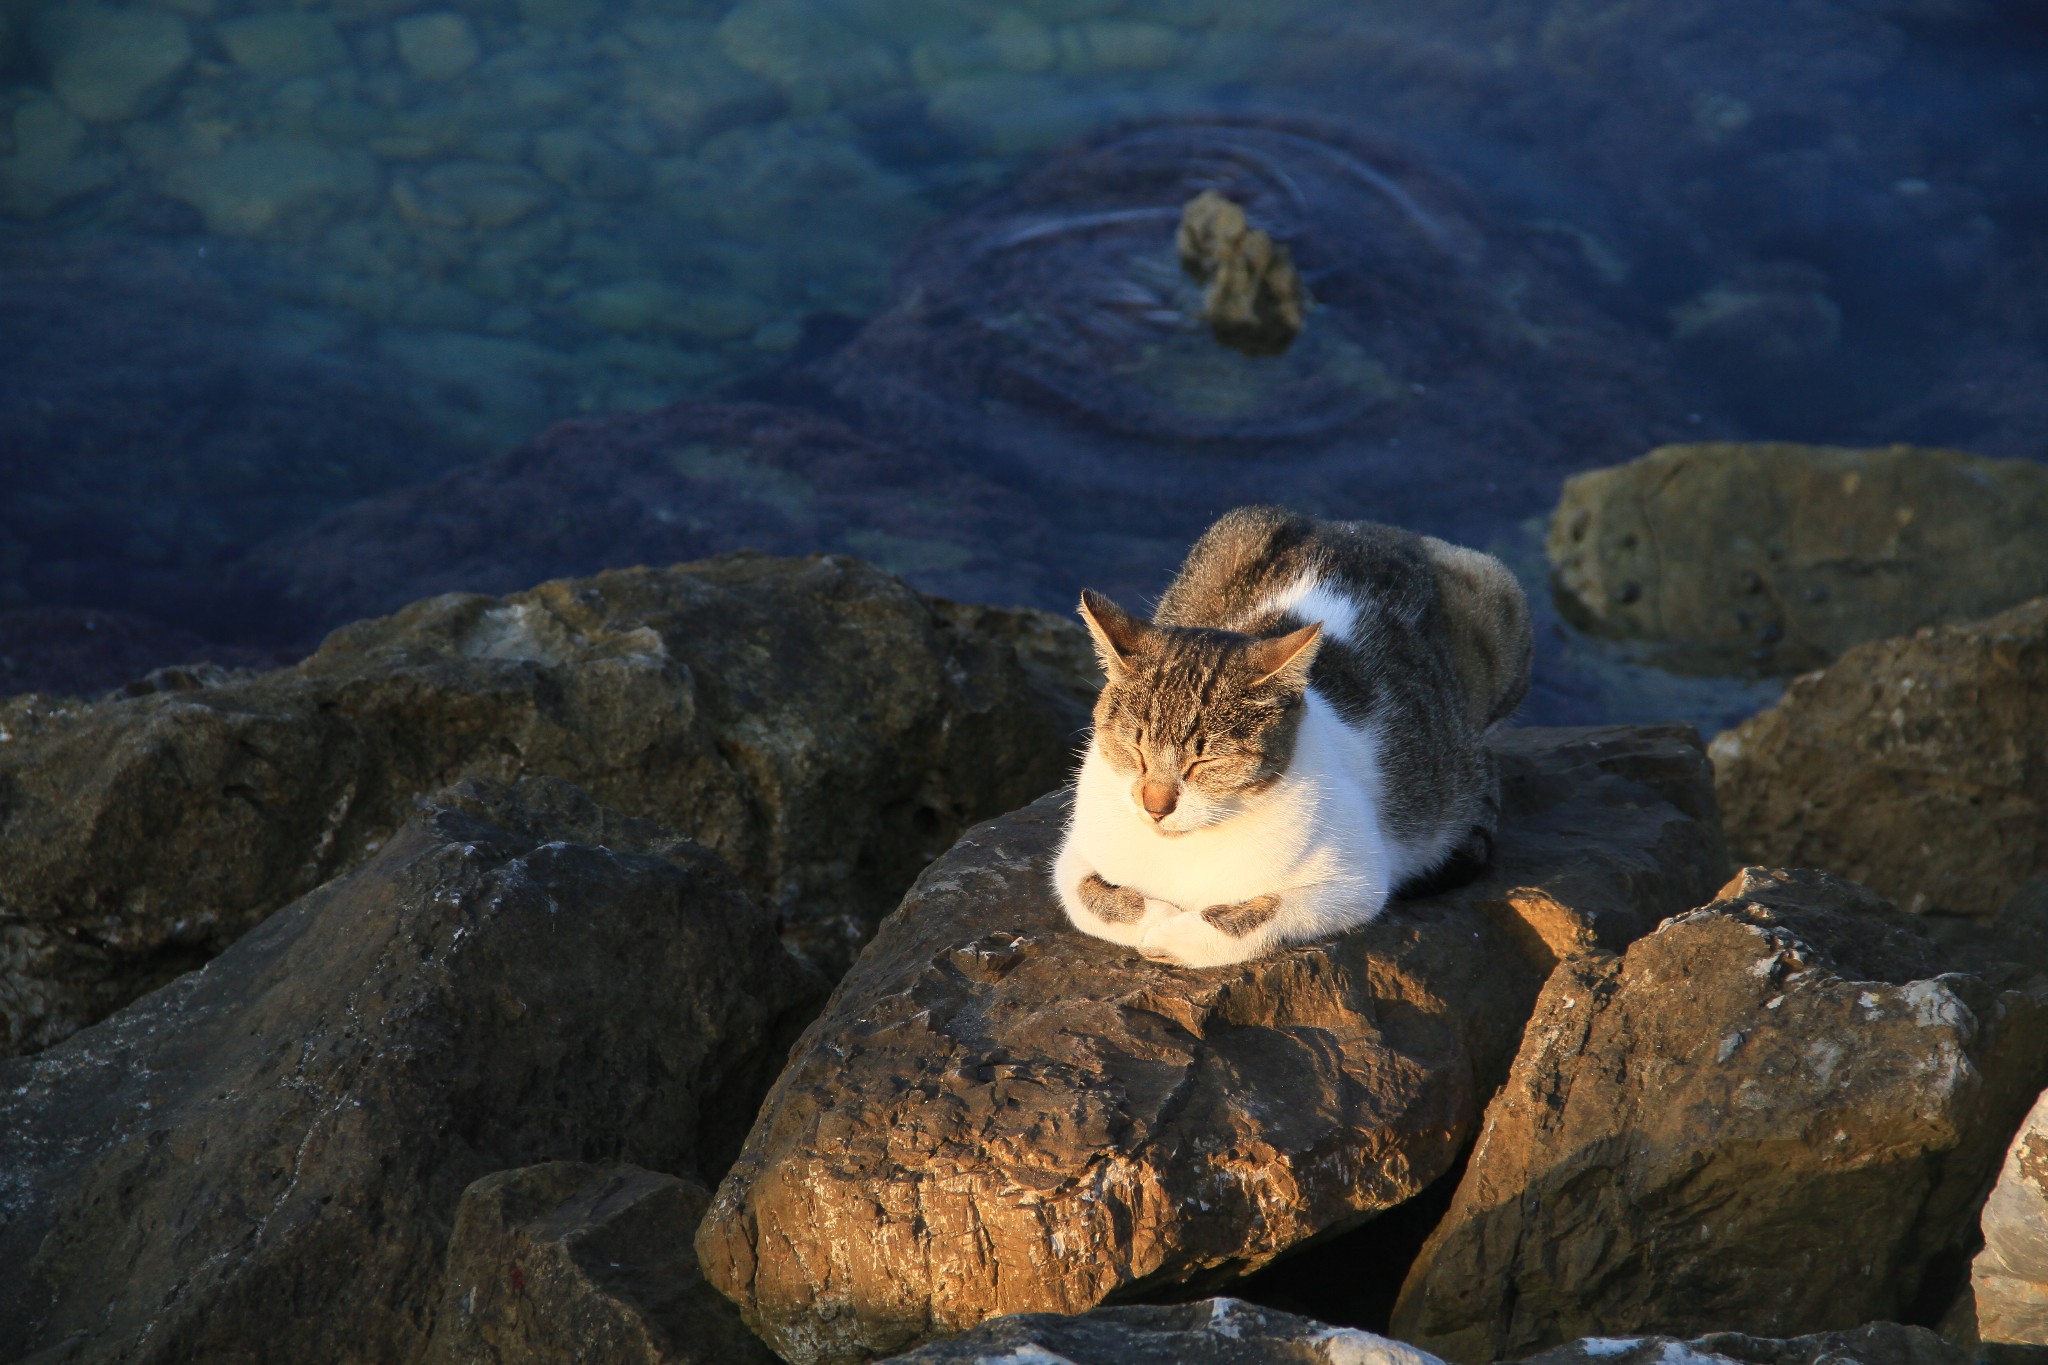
1422,536 -> 1533,730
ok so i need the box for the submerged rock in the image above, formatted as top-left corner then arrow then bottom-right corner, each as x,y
244,400 -> 1052,635
696,724 -> 1727,1364
0,775 -> 821,1363
422,1162 -> 776,1365
813,115 -> 1690,547
1177,189 -> 1310,356
1974,1087 -> 2048,1354
1547,442 -> 2048,674
1391,867 -> 2048,1363
0,553 -> 1092,1054
1710,595 -> 2048,919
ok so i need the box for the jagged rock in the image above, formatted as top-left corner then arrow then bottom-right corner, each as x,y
1710,596 -> 2048,918
242,400 -> 1054,635
1974,1087 -> 2048,1352
1519,1324 -> 1971,1365
1391,867 -> 2048,1364
1176,190 -> 1310,357
0,775 -> 821,1364
0,553 -> 1094,1055
875,1298 -> 1445,1364
1547,443 -> 2048,674
696,724 -> 1728,1365
422,1163 -> 776,1365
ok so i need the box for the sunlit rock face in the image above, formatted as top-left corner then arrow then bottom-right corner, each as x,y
1974,1087 -> 2048,1354
697,724 -> 1727,1365
1548,442 -> 2048,675
1392,867 -> 2048,1365
1711,595 -> 2048,921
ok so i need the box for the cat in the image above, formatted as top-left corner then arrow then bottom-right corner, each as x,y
1052,506 -> 1532,967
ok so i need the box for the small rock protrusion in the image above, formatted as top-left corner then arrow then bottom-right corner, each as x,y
1175,190 -> 1310,357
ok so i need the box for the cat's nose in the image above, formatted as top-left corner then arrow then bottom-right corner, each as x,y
1141,782 -> 1178,820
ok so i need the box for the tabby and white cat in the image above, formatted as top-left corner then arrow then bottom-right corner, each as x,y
1052,506 -> 1532,967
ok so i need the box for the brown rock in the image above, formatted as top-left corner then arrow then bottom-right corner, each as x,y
1391,867 -> 2048,1364
1547,443 -> 2048,674
695,725 -> 1727,1365
0,553 -> 1093,1056
1176,189 -> 1310,357
1710,595 -> 2048,919
423,1163 -> 776,1365
1973,1087 -> 2048,1353
0,775 -> 821,1363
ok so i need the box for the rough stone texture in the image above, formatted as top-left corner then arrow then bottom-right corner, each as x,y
1519,1325 -> 1972,1365
697,724 -> 1727,1365
1391,867 -> 2048,1364
1176,190 -> 1310,357
422,1162 -> 777,1365
876,1298 -> 1446,1365
1547,443 -> 2048,674
1975,1087 -> 2048,1350
0,553 -> 1095,1056
1710,596 -> 2048,919
243,400 -> 1056,638
0,775 -> 821,1364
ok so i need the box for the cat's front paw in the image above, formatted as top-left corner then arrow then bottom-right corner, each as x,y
1062,872 -> 1177,947
1138,910 -> 1261,968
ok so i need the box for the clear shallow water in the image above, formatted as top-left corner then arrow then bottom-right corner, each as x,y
3,0 -> 2045,728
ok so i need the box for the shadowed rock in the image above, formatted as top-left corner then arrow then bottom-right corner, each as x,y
696,724 -> 1727,1364
1711,595 -> 2048,919
422,1162 -> 777,1365
1392,867 -> 2048,1363
0,775 -> 821,1364
877,1298 -> 1443,1364
1547,443 -> 2048,674
0,553 -> 1095,1055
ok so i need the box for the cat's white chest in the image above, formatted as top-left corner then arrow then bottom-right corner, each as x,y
1062,692 -> 1392,910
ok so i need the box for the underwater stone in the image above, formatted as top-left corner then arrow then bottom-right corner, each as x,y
1177,189 -> 1310,356
159,138 -> 378,235
395,11 -> 482,80
0,97 -> 112,218
215,13 -> 349,79
393,160 -> 552,229
34,6 -> 193,123
715,0 -> 902,115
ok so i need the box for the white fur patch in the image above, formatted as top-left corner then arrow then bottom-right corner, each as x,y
1254,572 -> 1363,644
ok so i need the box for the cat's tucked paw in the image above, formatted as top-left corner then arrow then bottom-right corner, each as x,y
1138,910 -> 1260,968
1065,873 -> 1178,946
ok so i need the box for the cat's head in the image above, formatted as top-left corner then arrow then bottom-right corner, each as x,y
1078,588 -> 1322,836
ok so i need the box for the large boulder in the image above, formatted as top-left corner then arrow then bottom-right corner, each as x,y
1391,867 -> 2048,1364
243,400 -> 1056,639
1973,1087 -> 2048,1354
1710,595 -> 2048,918
696,724 -> 1729,1364
1547,443 -> 2048,674
0,552 -> 1094,1055
0,775 -> 821,1363
422,1162 -> 776,1365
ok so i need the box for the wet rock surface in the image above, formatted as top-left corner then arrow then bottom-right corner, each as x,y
696,723 -> 1727,1365
0,774 -> 821,1364
876,1298 -> 1445,1365
1391,867 -> 2048,1364
1547,443 -> 2048,674
1710,595 -> 2048,919
1973,1087 -> 2048,1353
422,1162 -> 776,1365
815,116 -> 1691,550
243,399 -> 1055,640
0,553 -> 1093,1055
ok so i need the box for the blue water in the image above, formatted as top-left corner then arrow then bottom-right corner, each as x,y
4,0 -> 2045,728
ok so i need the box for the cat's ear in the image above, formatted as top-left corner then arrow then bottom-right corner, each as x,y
1246,622 -> 1323,689
1078,589 -> 1149,678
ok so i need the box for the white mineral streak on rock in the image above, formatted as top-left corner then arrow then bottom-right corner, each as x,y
1314,1327 -> 1450,1365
